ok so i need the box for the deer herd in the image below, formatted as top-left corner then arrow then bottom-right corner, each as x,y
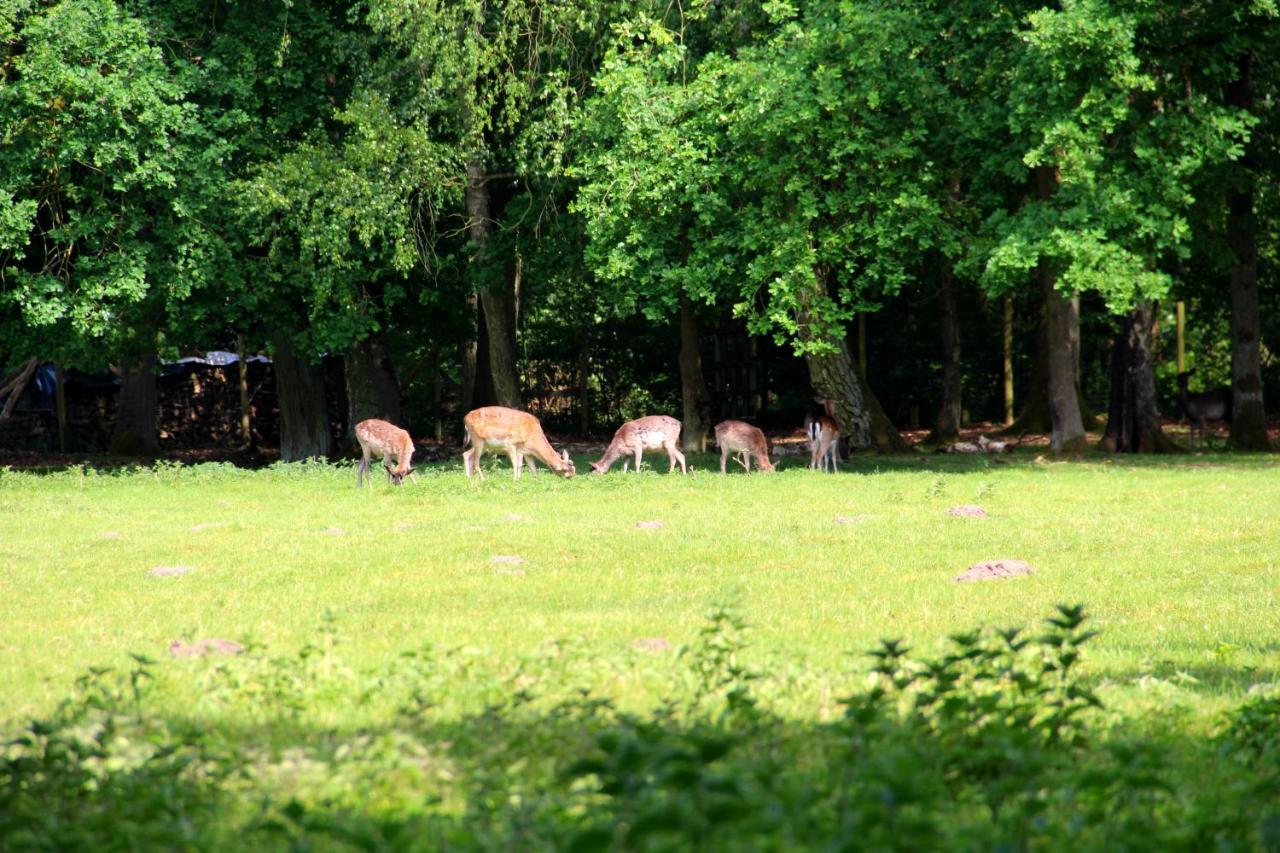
354,398 -> 843,486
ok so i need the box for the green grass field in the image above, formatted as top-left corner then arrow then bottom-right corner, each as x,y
2,451 -> 1279,848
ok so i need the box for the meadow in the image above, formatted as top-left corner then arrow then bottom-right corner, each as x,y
2,451 -> 1279,848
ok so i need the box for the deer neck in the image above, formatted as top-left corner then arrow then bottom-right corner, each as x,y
594,438 -> 626,470
526,431 -> 567,472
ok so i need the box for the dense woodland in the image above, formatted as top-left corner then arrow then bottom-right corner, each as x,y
1,0 -> 1277,458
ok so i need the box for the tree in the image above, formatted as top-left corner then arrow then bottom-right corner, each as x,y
1,0 -> 202,451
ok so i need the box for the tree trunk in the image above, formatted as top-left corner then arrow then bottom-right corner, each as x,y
678,294 -> 712,453
928,259 -> 962,443
461,297 -> 479,414
272,331 -> 331,461
431,343 -> 443,442
1003,286 -> 1096,437
1035,166 -> 1086,453
1103,301 -> 1180,453
237,334 -> 252,447
801,275 -> 908,453
1225,53 -> 1270,450
53,362 -> 67,452
577,330 -> 590,437
1002,295 -> 1014,425
110,350 -> 159,455
345,336 -> 402,441
1043,273 -> 1087,452
466,162 -> 522,408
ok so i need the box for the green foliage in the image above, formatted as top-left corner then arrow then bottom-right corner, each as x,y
0,0 -> 197,346
3,602 -> 1277,848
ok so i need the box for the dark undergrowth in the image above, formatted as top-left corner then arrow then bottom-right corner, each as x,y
3,605 -> 1279,851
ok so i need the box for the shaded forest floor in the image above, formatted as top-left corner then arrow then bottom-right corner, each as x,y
2,415 -> 1274,472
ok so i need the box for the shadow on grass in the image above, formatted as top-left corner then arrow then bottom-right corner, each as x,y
6,605 -> 1280,850
6,692 -> 1278,851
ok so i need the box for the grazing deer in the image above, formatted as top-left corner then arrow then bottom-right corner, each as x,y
1177,370 -> 1232,445
714,420 -> 775,474
590,415 -> 687,474
804,398 -> 841,473
355,419 -> 416,487
462,406 -> 576,480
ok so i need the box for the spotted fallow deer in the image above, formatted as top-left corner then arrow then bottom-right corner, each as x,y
590,415 -> 687,474
803,397 -> 841,473
355,418 -> 417,487
462,406 -> 576,480
714,420 -> 775,474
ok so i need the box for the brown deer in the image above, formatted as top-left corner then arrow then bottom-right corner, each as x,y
714,420 -> 775,474
804,397 -> 840,473
590,415 -> 687,474
462,406 -> 576,480
1177,370 -> 1232,445
355,419 -> 416,487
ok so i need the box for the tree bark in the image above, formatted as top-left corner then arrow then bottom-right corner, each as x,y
801,274 -> 909,453
1224,53 -> 1270,450
929,258 -> 962,443
272,331 -> 331,461
1103,301 -> 1180,453
1034,166 -> 1086,453
1002,295 -> 1014,425
345,336 -> 403,440
466,162 -> 523,408
1043,273 -> 1087,452
54,362 -> 67,452
237,334 -> 252,448
110,350 -> 159,455
577,330 -> 591,437
461,298 -> 479,414
678,293 -> 712,453
431,342 -> 443,442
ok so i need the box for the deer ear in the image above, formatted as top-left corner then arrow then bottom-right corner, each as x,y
561,449 -> 570,462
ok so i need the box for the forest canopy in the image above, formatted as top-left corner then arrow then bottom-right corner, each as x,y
1,0 -> 1276,456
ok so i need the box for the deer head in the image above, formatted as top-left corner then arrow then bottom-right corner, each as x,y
385,463 -> 413,485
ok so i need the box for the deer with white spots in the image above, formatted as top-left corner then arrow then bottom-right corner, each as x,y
355,419 -> 416,487
590,415 -> 687,474
462,406 -> 576,480
714,420 -> 775,474
804,398 -> 841,473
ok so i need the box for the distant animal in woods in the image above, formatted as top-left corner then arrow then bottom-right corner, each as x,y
1177,370 -> 1232,444
590,415 -> 687,474
355,419 -> 417,487
714,420 -> 775,474
804,398 -> 841,473
462,406 -> 576,480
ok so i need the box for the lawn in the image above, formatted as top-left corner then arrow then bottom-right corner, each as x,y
2,451 -> 1279,848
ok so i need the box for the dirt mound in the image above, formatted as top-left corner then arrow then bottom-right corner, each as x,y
954,559 -> 1034,582
947,505 -> 987,518
170,638 -> 243,657
635,520 -> 664,529
631,637 -> 672,652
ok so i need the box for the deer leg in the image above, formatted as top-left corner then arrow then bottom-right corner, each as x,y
357,455 -> 368,488
466,443 -> 486,479
666,440 -> 686,474
508,448 -> 523,480
740,451 -> 751,473
720,447 -> 729,474
634,445 -> 643,474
